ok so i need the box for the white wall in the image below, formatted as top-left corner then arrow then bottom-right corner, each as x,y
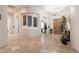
14,13 -> 20,34
8,12 -> 21,34
70,6 -> 79,52
8,13 -> 15,34
0,6 -> 8,47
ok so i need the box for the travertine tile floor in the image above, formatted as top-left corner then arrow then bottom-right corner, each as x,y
0,33 -> 77,53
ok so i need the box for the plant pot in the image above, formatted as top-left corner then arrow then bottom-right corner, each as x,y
61,35 -> 67,45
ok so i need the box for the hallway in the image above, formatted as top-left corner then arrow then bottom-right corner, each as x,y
0,33 -> 76,53
0,5 -> 78,53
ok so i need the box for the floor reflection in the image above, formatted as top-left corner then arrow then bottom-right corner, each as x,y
0,33 -> 77,53
40,33 -> 46,45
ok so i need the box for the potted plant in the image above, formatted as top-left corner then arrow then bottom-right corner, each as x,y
60,16 -> 67,45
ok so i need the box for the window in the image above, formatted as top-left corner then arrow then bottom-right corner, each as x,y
33,17 -> 37,27
23,15 -> 26,26
28,16 -> 32,27
23,14 -> 38,28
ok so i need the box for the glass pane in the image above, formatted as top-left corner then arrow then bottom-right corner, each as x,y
28,16 -> 32,26
33,17 -> 37,27
23,15 -> 26,26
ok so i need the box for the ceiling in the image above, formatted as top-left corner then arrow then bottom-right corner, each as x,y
8,5 -> 69,14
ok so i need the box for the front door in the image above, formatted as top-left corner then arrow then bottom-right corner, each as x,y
54,19 -> 62,34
